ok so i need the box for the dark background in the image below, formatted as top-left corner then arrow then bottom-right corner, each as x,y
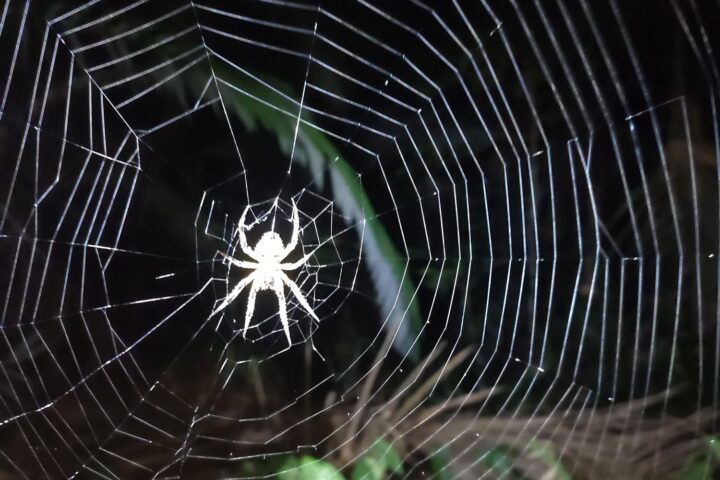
0,0 -> 718,478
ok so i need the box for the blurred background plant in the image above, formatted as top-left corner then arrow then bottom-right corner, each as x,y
0,0 -> 718,478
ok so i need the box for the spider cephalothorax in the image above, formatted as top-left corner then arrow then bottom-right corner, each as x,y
210,201 -> 319,344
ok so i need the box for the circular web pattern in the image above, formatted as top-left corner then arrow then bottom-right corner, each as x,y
0,0 -> 718,478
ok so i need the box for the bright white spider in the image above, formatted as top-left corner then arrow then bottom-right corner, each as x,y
211,200 -> 319,344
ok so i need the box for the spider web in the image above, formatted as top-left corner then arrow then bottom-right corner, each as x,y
0,0 -> 718,478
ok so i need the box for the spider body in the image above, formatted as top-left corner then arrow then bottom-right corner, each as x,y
252,233 -> 286,288
255,232 -> 285,260
211,201 -> 319,345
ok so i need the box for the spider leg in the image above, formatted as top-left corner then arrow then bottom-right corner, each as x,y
210,271 -> 256,318
274,278 -> 292,345
219,252 -> 258,270
238,205 -> 260,261
281,272 -> 320,323
279,250 -> 314,270
280,199 -> 300,258
243,279 -> 261,339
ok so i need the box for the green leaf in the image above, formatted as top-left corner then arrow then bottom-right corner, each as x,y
478,446 -> 526,480
670,437 -> 719,480
209,57 -> 423,359
673,458 -> 713,480
368,439 -> 405,475
278,455 -> 346,480
326,153 -> 421,359
708,437 -> 720,461
428,449 -> 454,480
352,438 -> 405,480
527,440 -> 572,480
352,457 -> 385,480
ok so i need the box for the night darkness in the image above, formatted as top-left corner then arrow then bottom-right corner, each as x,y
0,0 -> 719,478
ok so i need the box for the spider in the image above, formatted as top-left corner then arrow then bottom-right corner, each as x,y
211,200 -> 319,345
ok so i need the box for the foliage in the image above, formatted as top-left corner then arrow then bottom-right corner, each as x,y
478,441 -> 572,480
479,445 -> 527,479
428,449 -> 454,480
351,438 -> 405,480
710,437 -> 720,460
671,437 -> 720,480
269,439 -> 405,480
278,455 -> 345,480
526,441 -> 573,480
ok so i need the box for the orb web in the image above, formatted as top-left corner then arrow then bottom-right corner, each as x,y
0,0 -> 718,479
